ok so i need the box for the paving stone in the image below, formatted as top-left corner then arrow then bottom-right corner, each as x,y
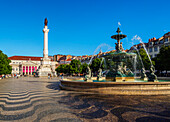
0,77 -> 169,121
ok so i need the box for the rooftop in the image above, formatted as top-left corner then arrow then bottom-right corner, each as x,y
9,56 -> 42,61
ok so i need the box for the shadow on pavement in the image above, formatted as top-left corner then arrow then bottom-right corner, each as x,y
46,81 -> 61,90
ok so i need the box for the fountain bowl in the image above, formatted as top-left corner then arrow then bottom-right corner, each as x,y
59,78 -> 170,95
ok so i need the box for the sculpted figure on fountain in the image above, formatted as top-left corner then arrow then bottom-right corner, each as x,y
84,66 -> 91,81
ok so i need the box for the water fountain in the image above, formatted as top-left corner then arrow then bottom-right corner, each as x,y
103,27 -> 136,82
59,27 -> 170,95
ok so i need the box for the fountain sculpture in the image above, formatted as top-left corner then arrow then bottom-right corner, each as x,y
103,27 -> 136,82
84,66 -> 91,81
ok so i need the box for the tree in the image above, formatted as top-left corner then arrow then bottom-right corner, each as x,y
136,48 -> 155,70
65,64 -> 72,75
90,58 -> 104,74
55,64 -> 67,73
153,46 -> 170,76
0,50 -> 12,75
81,63 -> 88,74
70,59 -> 82,74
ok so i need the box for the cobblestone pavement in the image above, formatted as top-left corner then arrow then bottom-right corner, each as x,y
0,77 -> 170,122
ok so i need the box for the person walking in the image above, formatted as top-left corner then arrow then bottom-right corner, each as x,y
61,73 -> 64,79
48,73 -> 50,79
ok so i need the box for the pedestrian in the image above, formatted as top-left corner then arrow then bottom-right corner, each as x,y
61,73 -> 63,79
48,73 -> 50,79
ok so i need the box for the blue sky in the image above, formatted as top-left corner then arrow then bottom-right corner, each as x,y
0,0 -> 169,57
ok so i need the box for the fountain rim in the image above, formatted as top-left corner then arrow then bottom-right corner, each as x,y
60,79 -> 170,85
59,79 -> 170,95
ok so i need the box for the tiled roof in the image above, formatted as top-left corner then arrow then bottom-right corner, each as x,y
164,32 -> 170,36
9,56 -> 42,61
66,59 -> 72,61
149,37 -> 158,42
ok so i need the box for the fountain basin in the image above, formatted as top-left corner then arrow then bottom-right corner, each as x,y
59,79 -> 170,95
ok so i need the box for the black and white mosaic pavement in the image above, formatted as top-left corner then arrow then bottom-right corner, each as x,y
0,77 -> 170,122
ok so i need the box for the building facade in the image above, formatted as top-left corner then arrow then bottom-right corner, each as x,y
129,32 -> 170,58
9,56 -> 58,76
9,56 -> 42,75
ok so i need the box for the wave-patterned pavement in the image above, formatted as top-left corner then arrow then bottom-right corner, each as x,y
0,77 -> 170,122
0,77 -> 82,122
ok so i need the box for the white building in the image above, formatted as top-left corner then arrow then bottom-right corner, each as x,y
9,56 -> 58,76
129,32 -> 170,58
147,32 -> 170,58
9,56 -> 42,75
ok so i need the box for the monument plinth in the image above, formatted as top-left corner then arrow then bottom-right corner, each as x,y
37,18 -> 56,77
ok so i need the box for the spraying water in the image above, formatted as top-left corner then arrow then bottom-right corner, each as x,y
100,57 -> 104,67
103,58 -> 107,69
88,43 -> 113,65
133,46 -> 145,69
139,40 -> 153,66
131,35 -> 153,66
133,55 -> 137,77
105,47 -> 114,53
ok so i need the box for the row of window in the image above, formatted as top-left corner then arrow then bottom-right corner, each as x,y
12,62 -> 41,64
150,54 -> 157,59
149,38 -> 169,46
149,46 -> 158,52
12,68 -> 18,71
13,62 -> 21,64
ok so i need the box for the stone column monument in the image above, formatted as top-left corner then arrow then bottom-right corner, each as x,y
43,18 -> 49,59
37,18 -> 56,77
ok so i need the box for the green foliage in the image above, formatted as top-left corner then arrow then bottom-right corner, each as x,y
0,50 -> 12,75
56,59 -> 83,75
81,63 -> 88,74
135,48 -> 155,70
153,46 -> 170,72
70,59 -> 82,74
65,64 -> 72,74
55,64 -> 67,73
90,58 -> 104,73
55,58 -> 104,75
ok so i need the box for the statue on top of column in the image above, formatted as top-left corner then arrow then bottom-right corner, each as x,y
44,18 -> 48,26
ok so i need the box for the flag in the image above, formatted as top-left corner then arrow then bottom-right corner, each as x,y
118,22 -> 121,26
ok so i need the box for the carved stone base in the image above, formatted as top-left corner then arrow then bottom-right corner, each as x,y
106,77 -> 123,82
38,65 -> 53,77
125,77 -> 135,82
148,80 -> 159,82
106,77 -> 134,82
37,57 -> 56,77
86,80 -> 93,82
97,77 -> 105,81
141,77 -> 148,81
